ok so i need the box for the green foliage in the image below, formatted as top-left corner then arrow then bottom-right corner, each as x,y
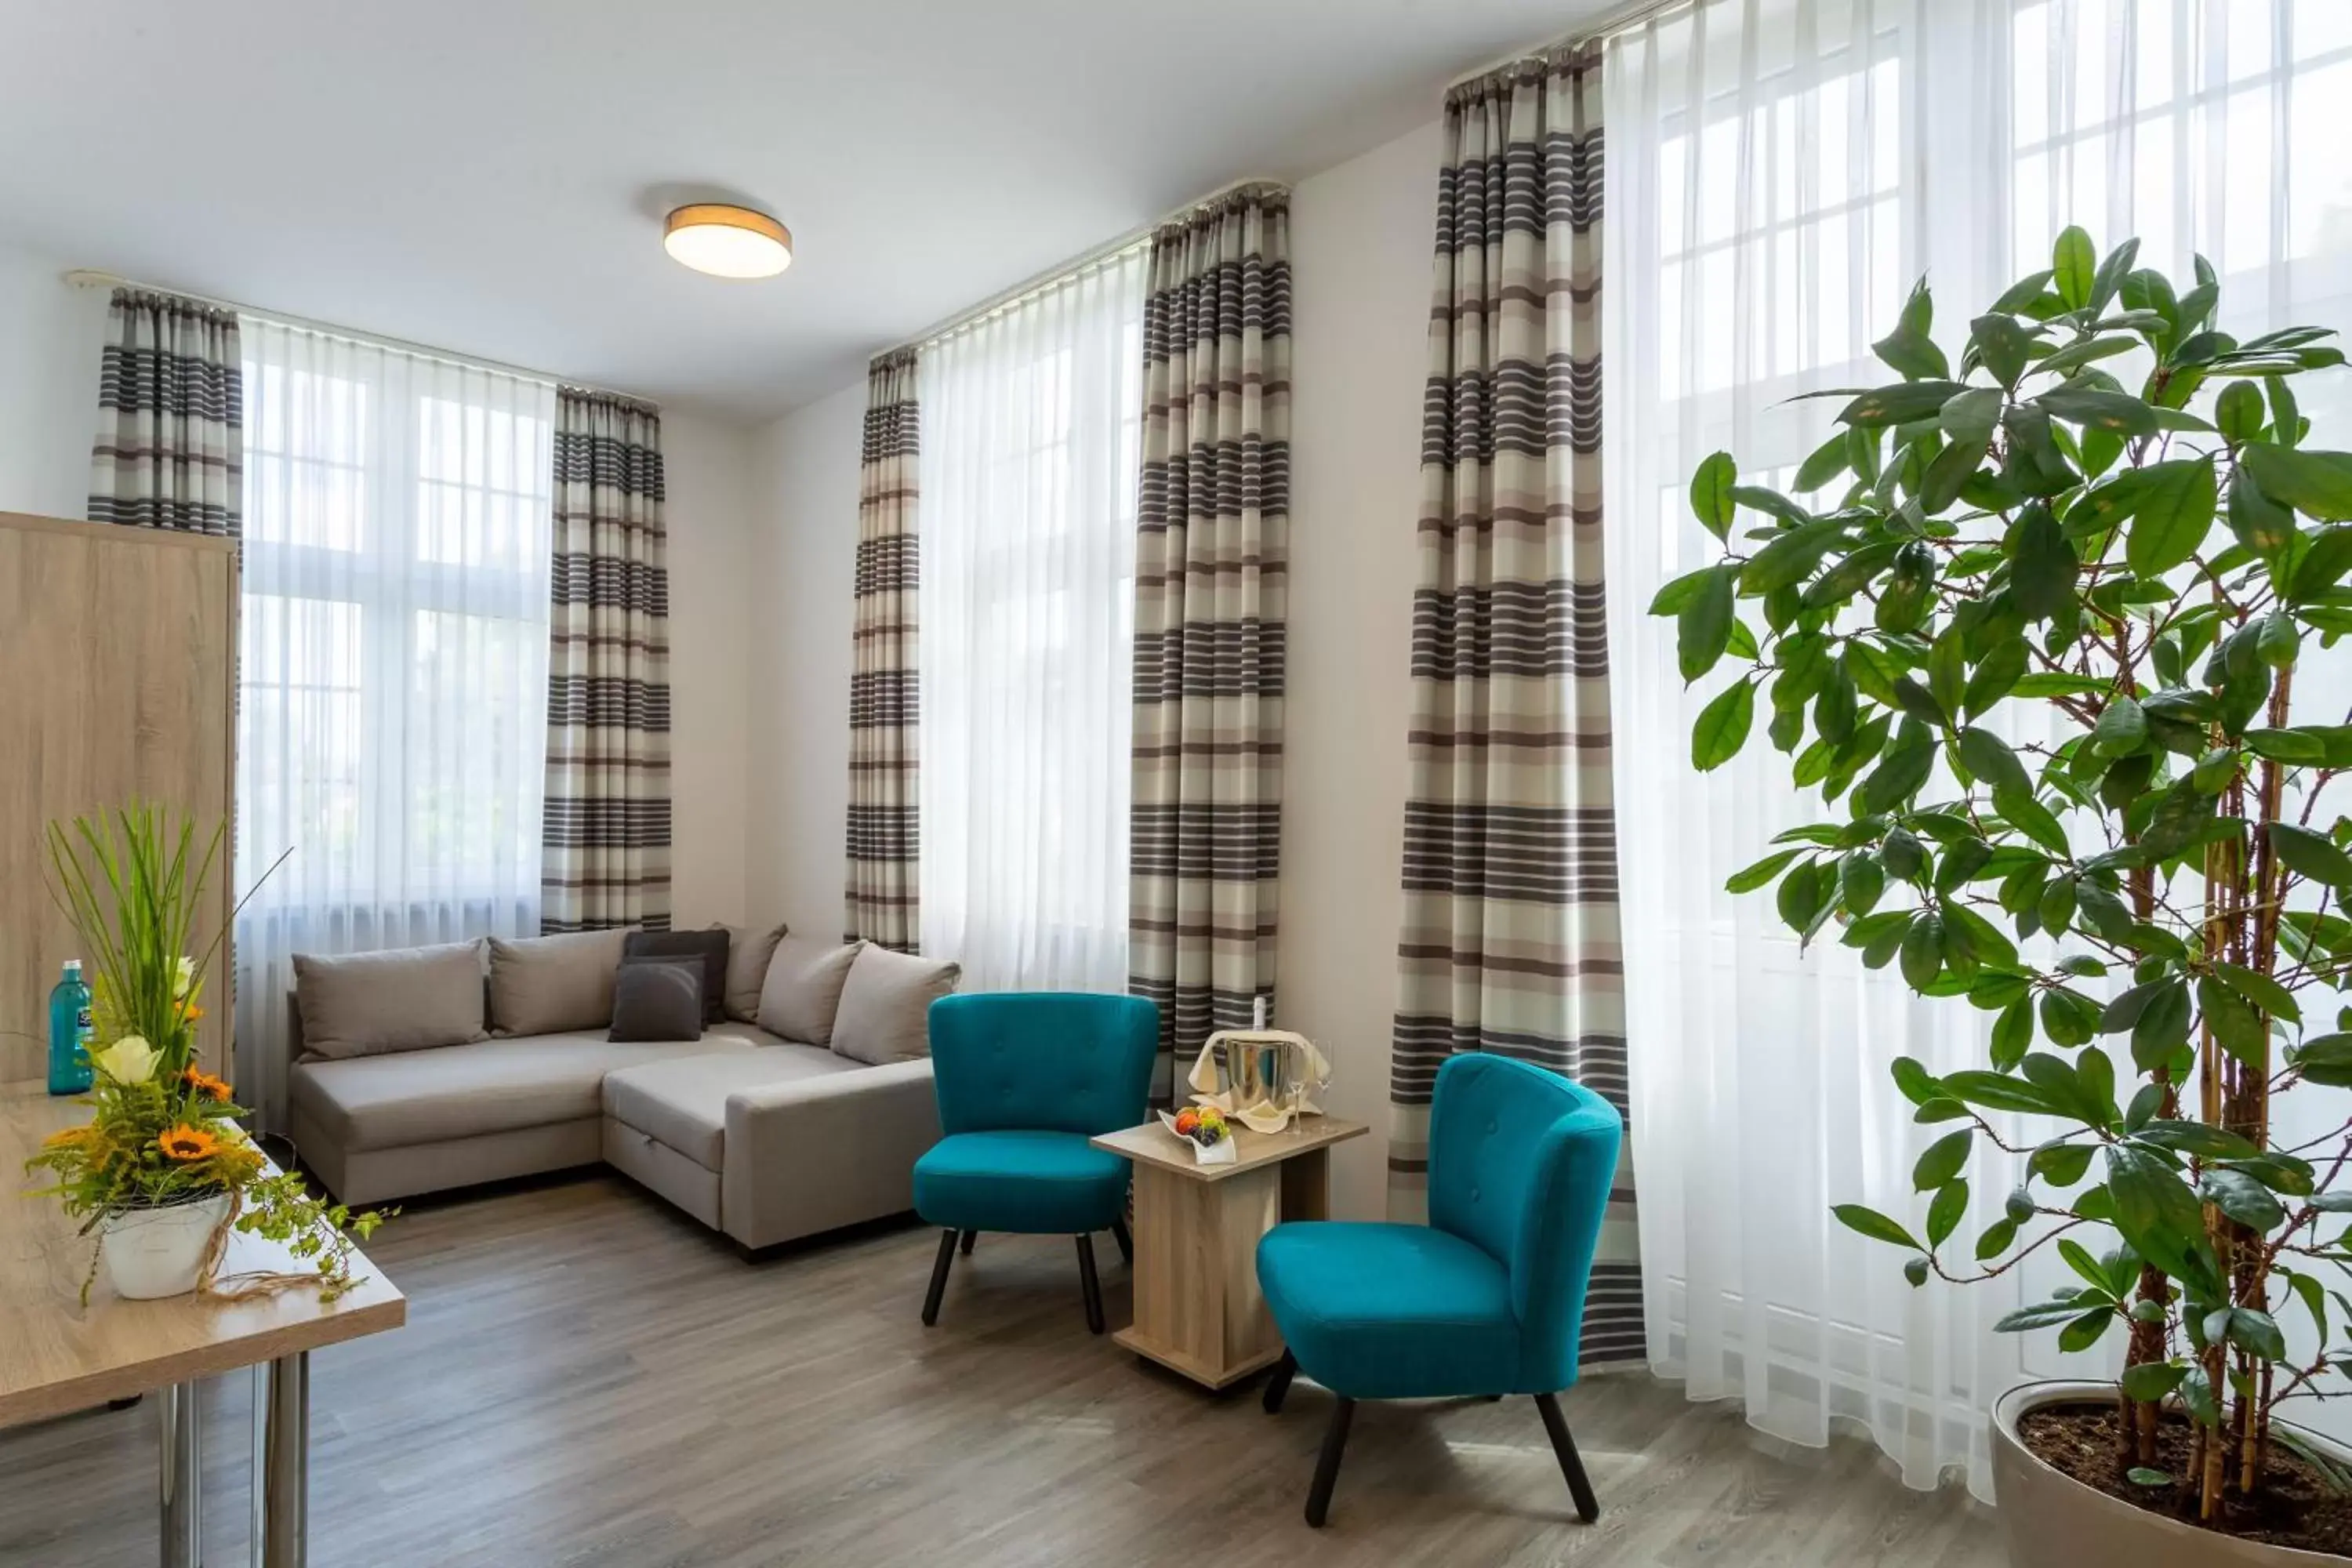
1661,230 -> 2352,1514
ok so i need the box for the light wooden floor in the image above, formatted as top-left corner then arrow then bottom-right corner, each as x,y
0,1174 -> 2008,1567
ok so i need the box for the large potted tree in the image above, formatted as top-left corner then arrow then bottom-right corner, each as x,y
1658,228 -> 2352,1560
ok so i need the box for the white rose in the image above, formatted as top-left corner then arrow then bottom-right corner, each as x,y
93,1035 -> 160,1085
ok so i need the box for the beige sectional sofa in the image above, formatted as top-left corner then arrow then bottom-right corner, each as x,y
285,924 -> 959,1250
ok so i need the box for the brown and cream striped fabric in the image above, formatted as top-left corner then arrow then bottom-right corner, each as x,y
89,287 -> 244,535
543,387 -> 671,933
1128,186 -> 1291,1087
1389,51 -> 1640,1366
846,349 -> 921,952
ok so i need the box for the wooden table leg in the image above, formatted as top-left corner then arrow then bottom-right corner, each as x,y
1116,1160 -> 1290,1388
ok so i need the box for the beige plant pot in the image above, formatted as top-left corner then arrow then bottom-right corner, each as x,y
1993,1380 -> 2348,1566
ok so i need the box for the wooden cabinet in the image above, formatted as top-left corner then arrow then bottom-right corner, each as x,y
0,511 -> 237,1080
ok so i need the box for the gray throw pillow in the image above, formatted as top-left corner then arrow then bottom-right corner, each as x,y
292,941 -> 487,1061
756,935 -> 863,1045
623,929 -> 730,1025
487,928 -> 630,1035
715,921 -> 789,1023
608,959 -> 706,1043
829,946 -> 961,1066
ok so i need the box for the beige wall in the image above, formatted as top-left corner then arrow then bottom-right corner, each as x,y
1274,119 -> 1438,1220
739,121 -> 1440,1218
743,380 -> 864,944
0,236 -> 756,929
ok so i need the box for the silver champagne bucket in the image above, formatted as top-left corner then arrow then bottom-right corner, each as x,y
1206,1029 -> 1317,1111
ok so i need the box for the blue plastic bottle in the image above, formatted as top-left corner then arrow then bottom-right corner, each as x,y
47,959 -> 94,1094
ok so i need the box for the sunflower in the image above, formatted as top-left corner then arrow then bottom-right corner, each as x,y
183,1067 -> 232,1102
156,1124 -> 219,1162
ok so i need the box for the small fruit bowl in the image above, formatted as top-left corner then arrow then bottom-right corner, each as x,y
1156,1104 -> 1238,1166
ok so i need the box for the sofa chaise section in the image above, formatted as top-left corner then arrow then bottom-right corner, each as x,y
290,1026 -> 768,1206
601,1047 -> 940,1249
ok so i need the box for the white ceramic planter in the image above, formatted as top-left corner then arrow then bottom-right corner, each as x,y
1993,1380 -> 2350,1566
99,1192 -> 232,1300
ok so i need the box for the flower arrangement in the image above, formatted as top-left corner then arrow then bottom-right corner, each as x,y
23,804 -> 384,1301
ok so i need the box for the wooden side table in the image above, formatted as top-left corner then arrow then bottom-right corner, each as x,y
1091,1116 -> 1367,1390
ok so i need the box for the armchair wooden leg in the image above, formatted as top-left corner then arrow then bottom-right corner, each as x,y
958,1229 -> 978,1256
1075,1233 -> 1105,1334
920,1229 -> 958,1327
1534,1392 -> 1600,1523
1109,1214 -> 1133,1265
1304,1397 -> 1356,1528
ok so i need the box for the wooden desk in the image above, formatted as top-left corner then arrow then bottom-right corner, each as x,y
1,1083 -> 405,1566
1092,1116 -> 1366,1390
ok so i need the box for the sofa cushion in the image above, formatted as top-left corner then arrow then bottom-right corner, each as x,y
603,1042 -> 865,1171
288,1030 -> 763,1152
830,946 -> 960,1065
911,1130 -> 1129,1235
292,941 -> 486,1061
717,922 -> 789,1023
623,929 -> 730,1025
1256,1221 -> 1523,1399
488,928 -> 629,1035
609,959 -> 706,1042
757,935 -> 862,1046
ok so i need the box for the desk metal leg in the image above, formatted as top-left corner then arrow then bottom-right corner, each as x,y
259,1353 -> 308,1568
160,1380 -> 201,1568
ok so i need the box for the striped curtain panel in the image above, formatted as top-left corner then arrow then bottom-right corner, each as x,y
88,288 -> 244,535
1388,53 -> 1641,1364
846,349 -> 921,950
543,388 -> 671,932
1129,187 -> 1292,1087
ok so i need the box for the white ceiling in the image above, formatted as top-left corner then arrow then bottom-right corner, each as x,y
0,0 -> 1607,423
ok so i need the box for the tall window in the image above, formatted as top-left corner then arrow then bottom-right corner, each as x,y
916,247 -> 1148,992
236,316 -> 555,1127
1606,0 -> 2352,1501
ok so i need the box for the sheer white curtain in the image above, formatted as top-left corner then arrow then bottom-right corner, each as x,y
236,317 -> 556,1129
1606,0 -> 2352,1500
917,248 -> 1147,992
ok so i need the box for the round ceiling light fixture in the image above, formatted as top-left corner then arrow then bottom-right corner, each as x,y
663,203 -> 793,279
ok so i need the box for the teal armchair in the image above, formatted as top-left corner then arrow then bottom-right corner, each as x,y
1256,1051 -> 1621,1526
912,992 -> 1157,1334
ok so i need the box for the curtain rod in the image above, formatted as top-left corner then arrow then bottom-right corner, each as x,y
61,267 -> 651,407
884,174 -> 1287,358
1444,0 -> 1697,89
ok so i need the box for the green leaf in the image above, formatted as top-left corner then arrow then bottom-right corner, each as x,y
1740,521 -> 1845,596
2094,695 -> 2148,753
2273,822 -> 2352,888
2053,227 -> 2097,310
2058,1308 -> 2114,1354
2013,504 -> 2079,622
1692,679 -> 1756,772
2217,379 -> 2267,442
1942,1069 -> 2059,1116
2293,527 -> 2352,602
1900,912 -> 1944,990
1997,787 -> 2071,858
2038,386 -> 2158,437
1957,728 -> 2030,797
1839,380 -> 1969,427
1831,1203 -> 1920,1250
2213,960 -> 2300,1025
1875,319 -> 1951,382
1731,484 -> 1813,528
1992,996 -> 2034,1070
1690,451 -> 1737,539
1996,1298 -> 2103,1332
2197,975 -> 2269,1066
1975,1216 -> 2018,1261
1726,848 -> 1803,895
1963,638 -> 2029,718
2181,1364 -> 2221,1428
1925,1178 -> 1969,1247
1793,430 -> 1853,495
2123,459 -> 2219,578
2088,237 -> 2141,313
2245,727 -> 2328,764
2201,1168 -> 2287,1234
2106,1143 -> 2209,1283
2256,608 -> 2301,669
1679,565 -> 1737,682
2244,444 -> 2352,522
1860,726 -> 1936,815
1840,851 -> 1886,916
2130,978 -> 2193,1069
2125,1466 -> 2174,1487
